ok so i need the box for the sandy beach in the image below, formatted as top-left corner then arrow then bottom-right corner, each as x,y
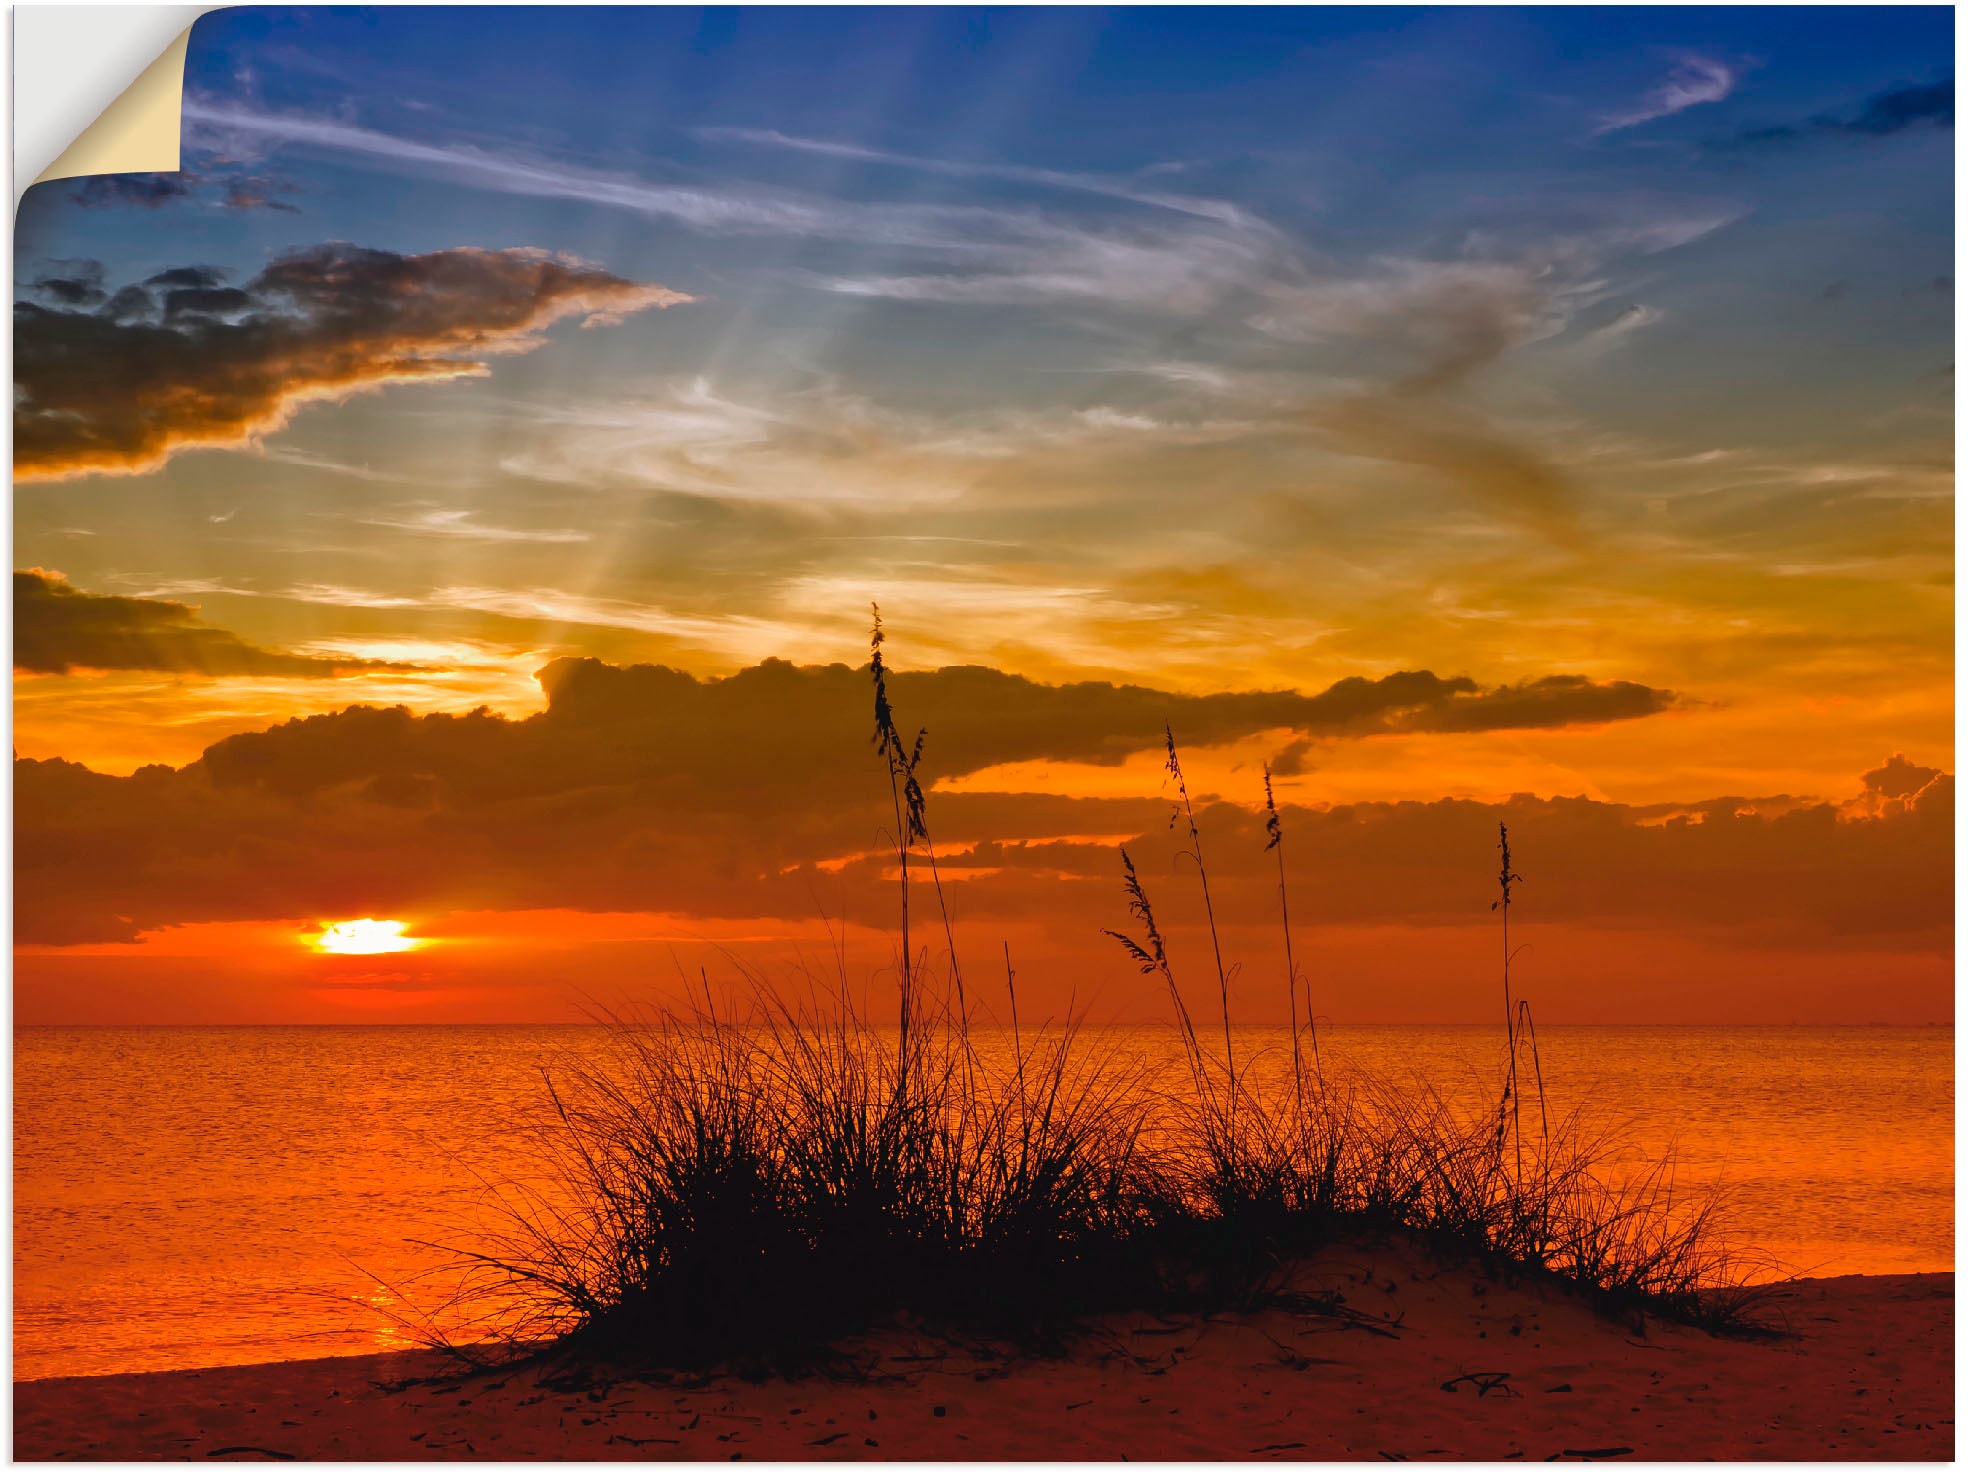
14,1245 -> 1952,1461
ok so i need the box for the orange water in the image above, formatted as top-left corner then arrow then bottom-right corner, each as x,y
13,1024 -> 1952,1381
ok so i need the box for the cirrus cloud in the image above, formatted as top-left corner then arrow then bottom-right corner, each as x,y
1595,53 -> 1739,135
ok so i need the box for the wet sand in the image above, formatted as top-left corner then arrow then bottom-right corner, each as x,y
14,1245 -> 1952,1461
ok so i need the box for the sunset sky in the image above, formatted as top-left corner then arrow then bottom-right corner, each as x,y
14,6 -> 1953,1024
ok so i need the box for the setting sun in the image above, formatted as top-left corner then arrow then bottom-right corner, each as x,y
312,919 -> 422,956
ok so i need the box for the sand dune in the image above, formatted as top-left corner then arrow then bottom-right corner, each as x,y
14,1246 -> 1952,1461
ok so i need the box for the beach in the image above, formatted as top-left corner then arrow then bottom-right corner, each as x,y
15,1244 -> 1952,1461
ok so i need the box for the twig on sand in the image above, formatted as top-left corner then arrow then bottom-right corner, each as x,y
1440,1371 -> 1518,1397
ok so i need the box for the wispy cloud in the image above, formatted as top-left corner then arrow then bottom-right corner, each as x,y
1238,205 -> 1737,540
495,375 -> 1254,506
1575,303 -> 1665,355
182,101 -> 1292,315
809,212 -> 1279,310
282,582 -> 424,610
356,506 -> 593,544
1595,53 -> 1739,135
256,448 -> 419,483
694,125 -> 1262,227
185,101 -> 835,233
427,584 -> 812,659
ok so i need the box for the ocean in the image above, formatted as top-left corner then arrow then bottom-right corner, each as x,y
13,1023 -> 1953,1381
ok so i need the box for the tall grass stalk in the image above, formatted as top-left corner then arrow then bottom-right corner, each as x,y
1162,725 -> 1238,1142
869,604 -> 974,1096
867,603 -> 924,1081
1492,821 -> 1525,1176
1263,762 -> 1318,1106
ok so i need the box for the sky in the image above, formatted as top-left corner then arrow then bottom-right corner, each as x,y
12,6 -> 1954,1024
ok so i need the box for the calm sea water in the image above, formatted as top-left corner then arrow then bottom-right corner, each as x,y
13,1024 -> 1953,1381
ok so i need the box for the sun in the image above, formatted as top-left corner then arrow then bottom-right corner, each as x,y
312,918 -> 423,955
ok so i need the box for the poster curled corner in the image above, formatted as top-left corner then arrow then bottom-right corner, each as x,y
32,26 -> 193,187
17,7 -> 214,201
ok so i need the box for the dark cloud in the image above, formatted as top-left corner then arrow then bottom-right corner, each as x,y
14,686 -> 1947,952
143,266 -> 229,290
522,655 -> 1676,777
1864,753 -> 1942,799
1727,79 -> 1953,148
1271,738 -> 1316,778
28,260 -> 107,307
57,168 -> 300,214
136,266 -> 253,322
14,243 -> 690,481
1393,674 -> 1675,733
1848,80 -> 1954,135
935,778 -> 1953,945
70,173 -> 199,208
15,569 -> 411,678
0,650 -> 1713,945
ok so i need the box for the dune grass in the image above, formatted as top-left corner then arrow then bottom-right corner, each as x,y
432,608 -> 1774,1370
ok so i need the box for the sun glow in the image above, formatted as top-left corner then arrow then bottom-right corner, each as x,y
313,919 -> 423,955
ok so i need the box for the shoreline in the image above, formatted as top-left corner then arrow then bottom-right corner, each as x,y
15,1249 -> 1954,1461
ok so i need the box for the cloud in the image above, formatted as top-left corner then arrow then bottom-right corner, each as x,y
183,101 -> 846,234
70,172 -> 199,208
13,243 -> 690,481
12,662 -> 1942,959
1259,260 -> 1582,534
27,260 -> 107,307
1247,209 -> 1733,539
1843,752 -> 1950,819
1310,394 -> 1582,536
1727,79 -> 1953,148
536,657 -> 1680,774
181,101 -> 1290,315
1383,674 -> 1676,733
356,507 -> 593,544
492,374 -> 1256,513
11,651 -> 1686,941
1595,54 -> 1738,135
14,569 -> 413,678
694,124 -> 1261,228
1269,738 -> 1317,779
1255,260 -> 1557,383
220,174 -> 302,212
1846,80 -> 1953,136
809,216 -> 1274,311
62,169 -> 299,213
1576,303 -> 1663,353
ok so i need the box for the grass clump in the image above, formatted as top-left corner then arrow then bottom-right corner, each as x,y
437,610 -> 1773,1371
442,988 -> 1165,1370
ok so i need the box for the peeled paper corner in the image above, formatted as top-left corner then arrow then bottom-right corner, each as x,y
16,6 -> 214,200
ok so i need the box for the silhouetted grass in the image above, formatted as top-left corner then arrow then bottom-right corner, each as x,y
431,612 -> 1775,1371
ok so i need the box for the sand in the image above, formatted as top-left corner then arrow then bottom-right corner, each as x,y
13,1245 -> 1952,1461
